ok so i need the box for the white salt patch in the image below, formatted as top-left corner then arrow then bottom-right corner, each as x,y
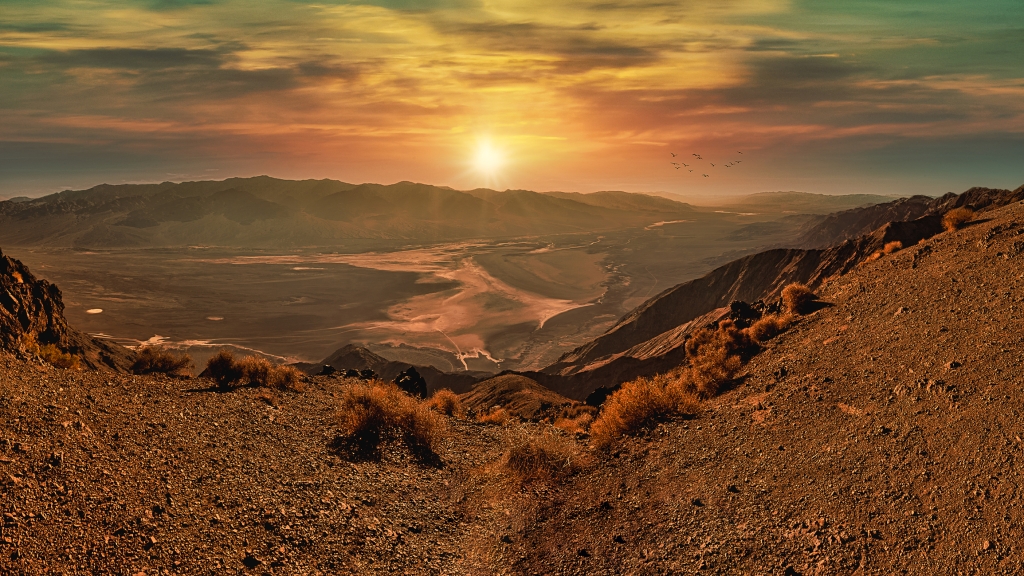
86,308 -> 103,314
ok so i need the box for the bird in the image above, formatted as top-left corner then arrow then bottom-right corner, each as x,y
674,165 -> 681,169
682,163 -> 689,167
693,154 -> 702,159
670,152 -> 677,157
688,169 -> 693,172
737,151 -> 743,154
710,163 -> 715,167
703,174 -> 709,177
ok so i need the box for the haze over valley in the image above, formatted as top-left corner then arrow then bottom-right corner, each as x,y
0,177 -> 892,372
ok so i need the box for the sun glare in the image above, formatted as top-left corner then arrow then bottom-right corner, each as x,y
473,141 -> 505,178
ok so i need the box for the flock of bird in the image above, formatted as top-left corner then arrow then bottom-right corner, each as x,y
669,151 -> 744,178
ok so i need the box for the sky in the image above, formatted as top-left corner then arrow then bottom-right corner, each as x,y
2,0 -> 1023,199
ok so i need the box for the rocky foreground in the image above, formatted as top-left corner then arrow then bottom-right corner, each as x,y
2,199 -> 1024,575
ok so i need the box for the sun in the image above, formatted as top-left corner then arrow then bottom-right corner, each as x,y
473,141 -> 505,178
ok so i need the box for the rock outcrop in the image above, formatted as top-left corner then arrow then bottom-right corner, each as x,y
0,247 -> 133,370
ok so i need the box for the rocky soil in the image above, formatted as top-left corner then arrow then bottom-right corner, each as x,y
2,198 -> 1023,575
0,360 -> 533,575
495,199 -> 1024,575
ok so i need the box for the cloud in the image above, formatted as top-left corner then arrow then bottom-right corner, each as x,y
38,48 -> 225,69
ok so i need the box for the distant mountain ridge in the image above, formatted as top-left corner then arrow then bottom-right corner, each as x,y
722,191 -> 903,214
0,177 -> 697,247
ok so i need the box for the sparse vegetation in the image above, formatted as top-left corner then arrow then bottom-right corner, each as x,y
499,428 -> 591,484
334,380 -> 446,461
203,351 -> 304,391
548,405 -> 598,435
19,333 -> 81,370
589,373 -> 699,449
477,406 -> 512,425
426,388 -> 465,418
37,343 -> 82,370
131,347 -> 193,377
943,207 -> 975,232
744,313 -> 792,345
883,240 -> 903,254
685,319 -> 752,397
781,282 -> 817,315
865,240 -> 904,263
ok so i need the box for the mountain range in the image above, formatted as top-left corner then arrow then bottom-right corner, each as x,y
0,177 -> 699,247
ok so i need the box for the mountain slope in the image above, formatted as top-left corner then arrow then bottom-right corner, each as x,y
0,177 -> 697,248
795,185 -> 1024,248
542,184 -> 1024,399
498,195 -> 1024,575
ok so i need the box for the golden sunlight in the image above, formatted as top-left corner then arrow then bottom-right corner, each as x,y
473,140 -> 505,179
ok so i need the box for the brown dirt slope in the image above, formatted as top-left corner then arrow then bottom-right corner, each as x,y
460,373 -> 576,420
0,361 -> 516,574
543,184 -> 1024,399
495,199 -> 1024,574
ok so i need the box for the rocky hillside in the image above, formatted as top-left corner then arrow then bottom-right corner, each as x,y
0,248 -> 132,371
0,177 -> 697,247
2,189 -> 1023,574
795,185 -> 1024,249
541,184 -> 1024,400
496,193 -> 1024,575
317,344 -> 484,394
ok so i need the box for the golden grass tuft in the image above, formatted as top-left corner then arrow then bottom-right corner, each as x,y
882,240 -> 903,254
781,282 -> 816,315
204,351 -> 305,391
426,388 -> 466,418
131,347 -> 193,377
865,240 -> 904,263
499,428 -> 591,484
477,406 -> 512,425
943,207 -> 975,232
744,313 -> 793,345
551,406 -> 596,435
589,372 -> 699,449
334,380 -> 446,461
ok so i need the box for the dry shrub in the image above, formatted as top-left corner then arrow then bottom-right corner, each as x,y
589,373 -> 699,449
685,319 -> 751,397
477,406 -> 511,425
500,429 -> 591,484
882,240 -> 903,254
132,347 -> 193,377
204,351 -> 305,391
942,207 -> 974,232
552,413 -> 594,435
37,344 -> 81,370
549,404 -> 598,434
744,313 -> 792,345
866,240 -> 904,263
20,334 -> 81,370
427,388 -> 465,418
205,350 -> 243,390
781,282 -> 816,315
334,380 -> 445,461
